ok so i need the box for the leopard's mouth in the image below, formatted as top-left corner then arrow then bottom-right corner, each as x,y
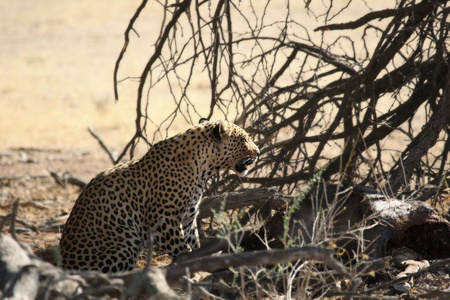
233,157 -> 256,176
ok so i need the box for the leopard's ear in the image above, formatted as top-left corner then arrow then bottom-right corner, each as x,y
212,120 -> 231,143
199,118 -> 209,124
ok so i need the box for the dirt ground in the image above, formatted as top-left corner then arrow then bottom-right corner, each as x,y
0,148 -> 173,267
0,149 -> 105,252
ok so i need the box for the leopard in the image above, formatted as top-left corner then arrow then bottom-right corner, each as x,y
59,119 -> 260,273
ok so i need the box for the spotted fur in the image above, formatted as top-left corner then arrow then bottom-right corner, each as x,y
59,120 -> 259,273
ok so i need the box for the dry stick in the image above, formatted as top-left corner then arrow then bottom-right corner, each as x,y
49,170 -> 67,188
116,0 -> 192,163
165,246 -> 351,286
388,76 -> 450,192
289,41 -> 357,76
9,201 -> 20,241
66,176 -> 87,189
236,48 -> 299,126
207,0 -> 225,120
49,170 -> 86,189
198,188 -> 291,219
0,201 -> 27,246
180,231 -> 252,263
314,6 -> 416,32
113,0 -> 148,101
330,257 -> 450,298
3,218 -> 38,233
88,126 -> 117,165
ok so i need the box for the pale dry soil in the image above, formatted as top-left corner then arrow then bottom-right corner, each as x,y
0,148 -> 172,267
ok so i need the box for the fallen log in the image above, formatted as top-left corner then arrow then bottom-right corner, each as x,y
1,197 -> 351,298
241,185 -> 450,260
0,233 -> 179,299
1,231 -> 354,298
0,234 -> 39,299
198,187 -> 291,219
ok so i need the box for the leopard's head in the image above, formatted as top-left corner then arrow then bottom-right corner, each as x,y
201,119 -> 260,177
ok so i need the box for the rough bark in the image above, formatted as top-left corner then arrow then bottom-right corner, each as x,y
199,187 -> 292,219
0,234 -> 179,299
241,185 -> 450,260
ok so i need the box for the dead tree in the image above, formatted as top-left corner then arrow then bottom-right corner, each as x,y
113,0 -> 450,197
109,2 -> 450,295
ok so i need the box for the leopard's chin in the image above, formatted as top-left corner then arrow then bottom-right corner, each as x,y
233,157 -> 255,177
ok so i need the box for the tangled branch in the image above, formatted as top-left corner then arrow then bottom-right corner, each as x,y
114,0 -> 450,195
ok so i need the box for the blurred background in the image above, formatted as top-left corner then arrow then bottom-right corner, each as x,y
1,0 -> 387,151
1,0 -> 153,150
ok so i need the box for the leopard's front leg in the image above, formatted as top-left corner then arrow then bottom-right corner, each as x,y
152,217 -> 189,257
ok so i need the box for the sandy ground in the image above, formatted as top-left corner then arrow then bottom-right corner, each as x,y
1,0 -> 165,151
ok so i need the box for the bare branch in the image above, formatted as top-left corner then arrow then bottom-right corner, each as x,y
165,246 -> 351,286
198,188 -> 291,219
113,0 -> 149,101
314,5 -> 416,32
389,75 -> 450,192
88,126 -> 117,164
